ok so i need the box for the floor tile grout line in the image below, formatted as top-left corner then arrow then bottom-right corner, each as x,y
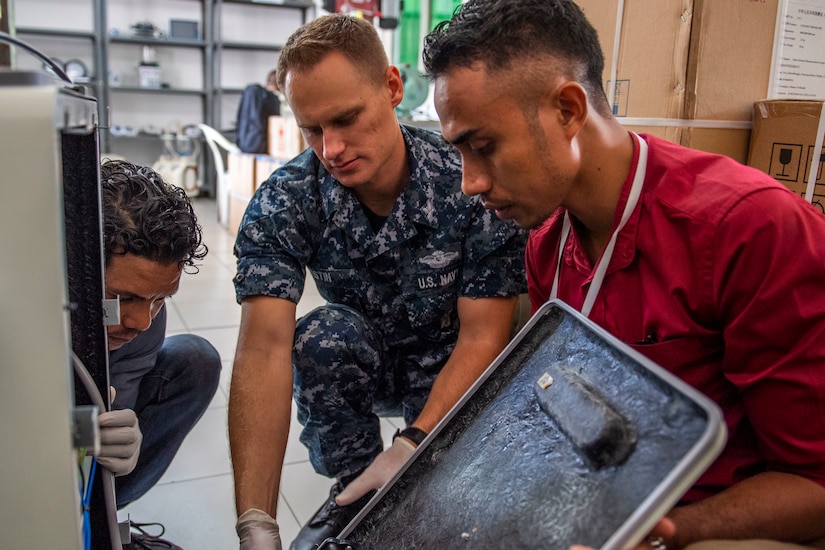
153,471 -> 234,488
167,300 -> 190,333
279,490 -> 303,526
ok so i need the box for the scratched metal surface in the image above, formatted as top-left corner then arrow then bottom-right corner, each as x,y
344,303 -> 712,550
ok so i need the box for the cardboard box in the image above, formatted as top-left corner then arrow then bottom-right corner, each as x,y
574,0 -> 768,164
227,151 -> 256,198
576,0 -> 692,121
268,115 -> 306,161
682,127 -> 753,165
228,192 -> 251,237
618,124 -> 751,165
254,155 -> 283,191
680,0 -> 778,163
689,0 -> 776,162
592,0 -> 778,124
685,0 -> 778,122
748,100 -> 825,207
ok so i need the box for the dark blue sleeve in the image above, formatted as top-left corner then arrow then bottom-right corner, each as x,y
108,306 -> 167,410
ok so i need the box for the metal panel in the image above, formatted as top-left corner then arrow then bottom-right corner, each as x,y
338,300 -> 726,550
0,81 -> 83,550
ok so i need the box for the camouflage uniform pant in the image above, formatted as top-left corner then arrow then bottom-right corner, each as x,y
293,304 -> 438,480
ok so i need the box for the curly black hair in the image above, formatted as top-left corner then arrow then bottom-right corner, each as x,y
100,159 -> 207,273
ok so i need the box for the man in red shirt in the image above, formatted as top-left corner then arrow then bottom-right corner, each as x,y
423,0 -> 825,549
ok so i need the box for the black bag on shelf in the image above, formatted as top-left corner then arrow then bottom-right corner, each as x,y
235,83 -> 280,154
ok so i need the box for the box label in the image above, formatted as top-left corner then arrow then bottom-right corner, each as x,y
770,0 -> 825,98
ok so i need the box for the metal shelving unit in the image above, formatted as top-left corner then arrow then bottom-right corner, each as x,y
16,0 -> 108,146
14,0 -> 313,184
100,0 -> 213,152
211,0 -> 313,129
15,27 -> 97,39
105,35 -> 211,98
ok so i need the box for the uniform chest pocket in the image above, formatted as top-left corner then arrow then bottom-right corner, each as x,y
402,263 -> 461,331
408,246 -> 462,294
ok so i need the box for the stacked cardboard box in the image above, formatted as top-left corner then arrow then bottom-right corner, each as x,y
268,115 -> 306,161
255,155 -> 283,192
681,0 -> 778,163
575,0 -> 779,164
228,152 -> 286,196
226,152 -> 287,236
228,151 -> 256,198
748,100 -> 825,210
577,0 -> 692,146
227,151 -> 256,235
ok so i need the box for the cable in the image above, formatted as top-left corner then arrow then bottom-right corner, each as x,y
72,351 -> 106,410
81,457 -> 97,550
71,351 -> 123,550
0,30 -> 73,84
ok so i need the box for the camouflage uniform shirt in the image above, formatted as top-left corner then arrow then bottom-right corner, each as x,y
233,124 -> 527,366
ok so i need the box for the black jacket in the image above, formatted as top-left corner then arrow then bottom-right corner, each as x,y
236,84 -> 281,154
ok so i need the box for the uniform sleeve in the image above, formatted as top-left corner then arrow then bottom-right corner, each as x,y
460,205 -> 528,299
715,188 -> 825,487
233,173 -> 318,305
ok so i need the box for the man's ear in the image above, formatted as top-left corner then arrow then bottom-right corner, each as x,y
387,65 -> 404,108
554,81 -> 588,137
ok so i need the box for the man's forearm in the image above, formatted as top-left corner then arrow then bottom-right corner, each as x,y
413,341 -> 502,432
669,472 -> 825,547
413,296 -> 516,432
229,352 -> 294,517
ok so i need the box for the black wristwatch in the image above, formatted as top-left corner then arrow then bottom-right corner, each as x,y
393,426 -> 428,446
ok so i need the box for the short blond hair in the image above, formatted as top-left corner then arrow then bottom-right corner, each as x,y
277,14 -> 388,91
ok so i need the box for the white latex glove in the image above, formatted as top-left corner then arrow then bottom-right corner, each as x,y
336,437 -> 416,506
237,509 -> 282,550
96,408 -> 141,476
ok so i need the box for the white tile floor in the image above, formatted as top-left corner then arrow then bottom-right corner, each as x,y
119,197 -> 403,548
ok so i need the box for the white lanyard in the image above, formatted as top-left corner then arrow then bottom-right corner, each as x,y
549,133 -> 648,318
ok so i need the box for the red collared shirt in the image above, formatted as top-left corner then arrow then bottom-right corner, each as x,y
527,133 -> 825,502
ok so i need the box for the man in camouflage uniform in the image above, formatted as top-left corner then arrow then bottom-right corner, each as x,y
229,14 -> 527,550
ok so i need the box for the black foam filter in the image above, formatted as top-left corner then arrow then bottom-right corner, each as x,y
62,130 -> 109,405
62,120 -> 112,550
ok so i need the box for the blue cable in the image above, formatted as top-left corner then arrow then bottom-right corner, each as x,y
81,458 -> 98,550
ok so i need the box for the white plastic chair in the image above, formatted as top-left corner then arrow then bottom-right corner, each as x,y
198,123 -> 240,227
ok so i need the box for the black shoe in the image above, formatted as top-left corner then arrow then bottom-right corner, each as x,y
122,521 -> 183,549
289,482 -> 375,550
